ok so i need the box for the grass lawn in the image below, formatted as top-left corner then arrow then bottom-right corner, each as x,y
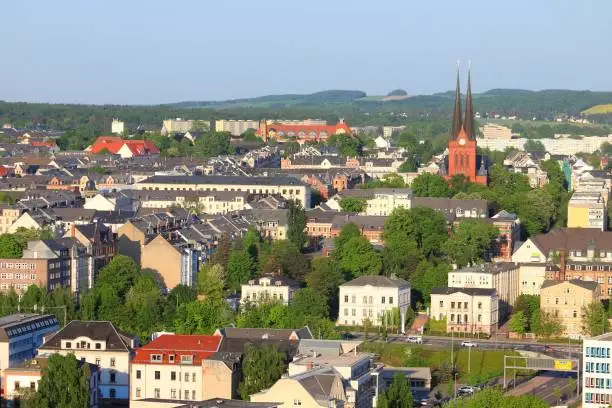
362,341 -> 517,385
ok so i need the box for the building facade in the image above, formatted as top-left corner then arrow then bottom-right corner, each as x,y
337,276 -> 411,333
0,314 -> 59,372
540,279 -> 599,337
141,235 -> 200,291
567,192 -> 607,230
241,275 -> 299,306
429,288 -> 499,335
583,333 -> 612,407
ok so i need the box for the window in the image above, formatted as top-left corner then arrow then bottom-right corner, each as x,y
478,314 -> 482,322
381,297 -> 386,304
169,355 -> 175,363
30,382 -> 35,390
15,381 -> 20,390
451,302 -> 455,309
65,341 -> 72,349
171,389 -> 176,399
192,373 -> 196,382
154,388 -> 160,398
352,295 -> 356,303
192,390 -> 196,400
110,372 -> 116,383
363,296 -> 367,304
450,314 -> 455,322
171,371 -> 176,381
136,388 -> 141,398
136,370 -> 141,379
110,388 -> 116,398
155,371 -> 161,380
352,309 -> 356,316
151,354 -> 162,362
95,343 -> 101,350
294,400 -> 302,406
478,302 -> 482,309
184,390 -> 189,400
344,295 -> 348,303
389,297 -> 394,304
185,372 -> 190,382
110,358 -> 116,367
95,358 -> 101,366
181,355 -> 193,364
464,302 -> 468,309
440,301 -> 444,308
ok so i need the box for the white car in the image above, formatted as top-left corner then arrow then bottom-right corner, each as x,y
406,336 -> 423,344
461,341 -> 477,348
457,386 -> 476,395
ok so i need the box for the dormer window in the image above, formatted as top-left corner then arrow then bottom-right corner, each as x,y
169,355 -> 175,363
151,354 -> 162,363
275,281 -> 282,286
65,342 -> 72,349
180,355 -> 193,365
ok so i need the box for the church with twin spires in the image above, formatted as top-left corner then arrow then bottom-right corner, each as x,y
440,67 -> 488,185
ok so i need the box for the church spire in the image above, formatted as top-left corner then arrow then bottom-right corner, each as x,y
463,62 -> 475,140
451,61 -> 463,140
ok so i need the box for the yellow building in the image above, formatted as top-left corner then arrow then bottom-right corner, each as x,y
567,192 -> 607,231
540,279 -> 599,337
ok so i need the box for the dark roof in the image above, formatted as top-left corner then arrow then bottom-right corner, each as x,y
341,275 -> 410,288
430,287 -> 496,296
39,320 -> 136,351
0,314 -> 59,341
138,399 -> 278,408
138,175 -> 307,187
541,279 -> 599,291
452,262 -> 517,275
530,228 -> 612,254
219,326 -> 313,340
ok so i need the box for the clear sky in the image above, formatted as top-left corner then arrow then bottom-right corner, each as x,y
1,0 -> 611,105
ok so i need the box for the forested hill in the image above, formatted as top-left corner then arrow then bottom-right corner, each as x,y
2,89 -> 612,136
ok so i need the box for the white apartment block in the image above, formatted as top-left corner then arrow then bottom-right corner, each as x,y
476,135 -> 612,154
337,276 -> 411,333
429,288 -> 499,335
583,333 -> 612,407
38,320 -> 137,400
241,275 -> 299,306
448,262 -> 519,316
215,120 -> 259,136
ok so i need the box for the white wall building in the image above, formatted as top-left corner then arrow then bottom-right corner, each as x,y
241,275 -> 299,306
476,135 -> 612,154
337,276 -> 411,333
111,119 -> 125,135
583,333 -> 612,407
38,320 -> 137,401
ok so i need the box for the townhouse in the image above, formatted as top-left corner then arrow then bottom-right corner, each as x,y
540,279 -> 599,337
429,287 -> 499,336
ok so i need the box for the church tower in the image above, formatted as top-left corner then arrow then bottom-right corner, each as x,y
445,64 -> 487,185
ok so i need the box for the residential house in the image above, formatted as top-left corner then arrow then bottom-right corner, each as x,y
540,279 -> 599,338
429,287 -> 499,335
3,356 -> 99,408
337,276 -> 411,333
38,320 -> 137,400
241,274 -> 300,306
242,209 -> 288,240
85,136 -> 160,158
141,235 -> 200,291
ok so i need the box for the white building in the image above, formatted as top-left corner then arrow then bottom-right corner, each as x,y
337,276 -> 411,333
583,333 -> 612,407
429,287 -> 499,335
0,314 -> 59,372
476,134 -> 612,154
38,320 -> 137,401
111,119 -> 125,135
215,120 -> 259,136
241,275 -> 299,306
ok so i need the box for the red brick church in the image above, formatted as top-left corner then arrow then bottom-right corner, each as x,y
440,67 -> 488,185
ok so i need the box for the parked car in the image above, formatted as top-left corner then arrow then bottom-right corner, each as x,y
461,341 -> 477,348
406,335 -> 423,344
457,386 -> 476,396
418,398 -> 429,406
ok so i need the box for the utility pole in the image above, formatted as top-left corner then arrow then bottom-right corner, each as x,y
468,342 -> 472,373
451,330 -> 455,372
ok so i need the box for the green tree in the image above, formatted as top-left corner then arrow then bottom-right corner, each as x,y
289,288 -> 329,321
524,139 -> 546,153
383,207 -> 448,258
442,387 -> 548,408
410,173 -> 452,198
582,301 -> 610,337
334,222 -> 362,251
339,197 -> 367,213
262,240 -> 310,281
239,344 -> 286,399
338,236 -> 382,278
226,250 -> 254,291
508,311 -> 528,335
25,354 -> 91,408
532,310 -> 563,339
381,233 -> 421,280
211,234 -> 231,269
287,200 -> 307,250
443,220 -> 499,268
197,263 -> 225,300
95,255 -> 140,298
519,189 -> 555,236
377,373 -> 414,408
243,227 -> 261,262
514,294 -> 540,331
0,234 -> 23,258
305,257 -> 344,315
174,298 -> 233,334
410,260 -> 451,306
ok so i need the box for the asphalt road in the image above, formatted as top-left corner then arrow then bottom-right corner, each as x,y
507,371 -> 577,405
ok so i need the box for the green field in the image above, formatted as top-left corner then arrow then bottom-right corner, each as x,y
362,341 -> 517,385
582,104 -> 612,116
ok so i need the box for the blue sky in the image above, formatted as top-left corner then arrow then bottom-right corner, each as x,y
1,0 -> 611,104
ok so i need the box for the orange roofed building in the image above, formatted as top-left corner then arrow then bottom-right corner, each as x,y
85,136 -> 160,158
439,67 -> 488,185
130,334 -> 240,402
257,119 -> 352,143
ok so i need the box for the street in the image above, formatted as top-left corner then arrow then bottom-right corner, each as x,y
506,371 -> 578,406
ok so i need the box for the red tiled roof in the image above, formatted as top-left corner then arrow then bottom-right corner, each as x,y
131,334 -> 222,365
87,137 -> 160,156
0,166 -> 8,177
30,141 -> 58,148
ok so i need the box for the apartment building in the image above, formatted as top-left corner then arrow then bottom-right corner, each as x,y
141,235 -> 200,290
215,120 -> 259,136
540,279 -> 599,337
429,287 -> 499,335
38,320 -> 137,400
476,135 -> 612,154
3,356 -> 99,407
241,275 -> 299,306
481,123 -> 512,140
134,175 -> 311,208
518,263 -> 548,296
583,333 -> 612,407
567,192 -> 607,230
0,314 -> 59,372
448,262 -> 519,317
161,119 -> 202,135
243,209 -> 288,240
330,215 -> 386,245
337,276 -> 411,333
130,334 -> 225,402
257,120 -> 351,143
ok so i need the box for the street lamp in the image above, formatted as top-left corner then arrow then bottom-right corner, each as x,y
454,373 -> 459,400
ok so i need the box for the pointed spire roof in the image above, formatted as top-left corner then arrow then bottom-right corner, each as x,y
451,62 -> 463,140
463,63 -> 475,140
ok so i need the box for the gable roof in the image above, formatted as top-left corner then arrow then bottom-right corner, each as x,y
529,228 -> 612,255
541,279 -> 599,291
39,320 -> 136,351
131,334 -> 222,365
217,326 -> 313,341
341,275 -> 410,288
